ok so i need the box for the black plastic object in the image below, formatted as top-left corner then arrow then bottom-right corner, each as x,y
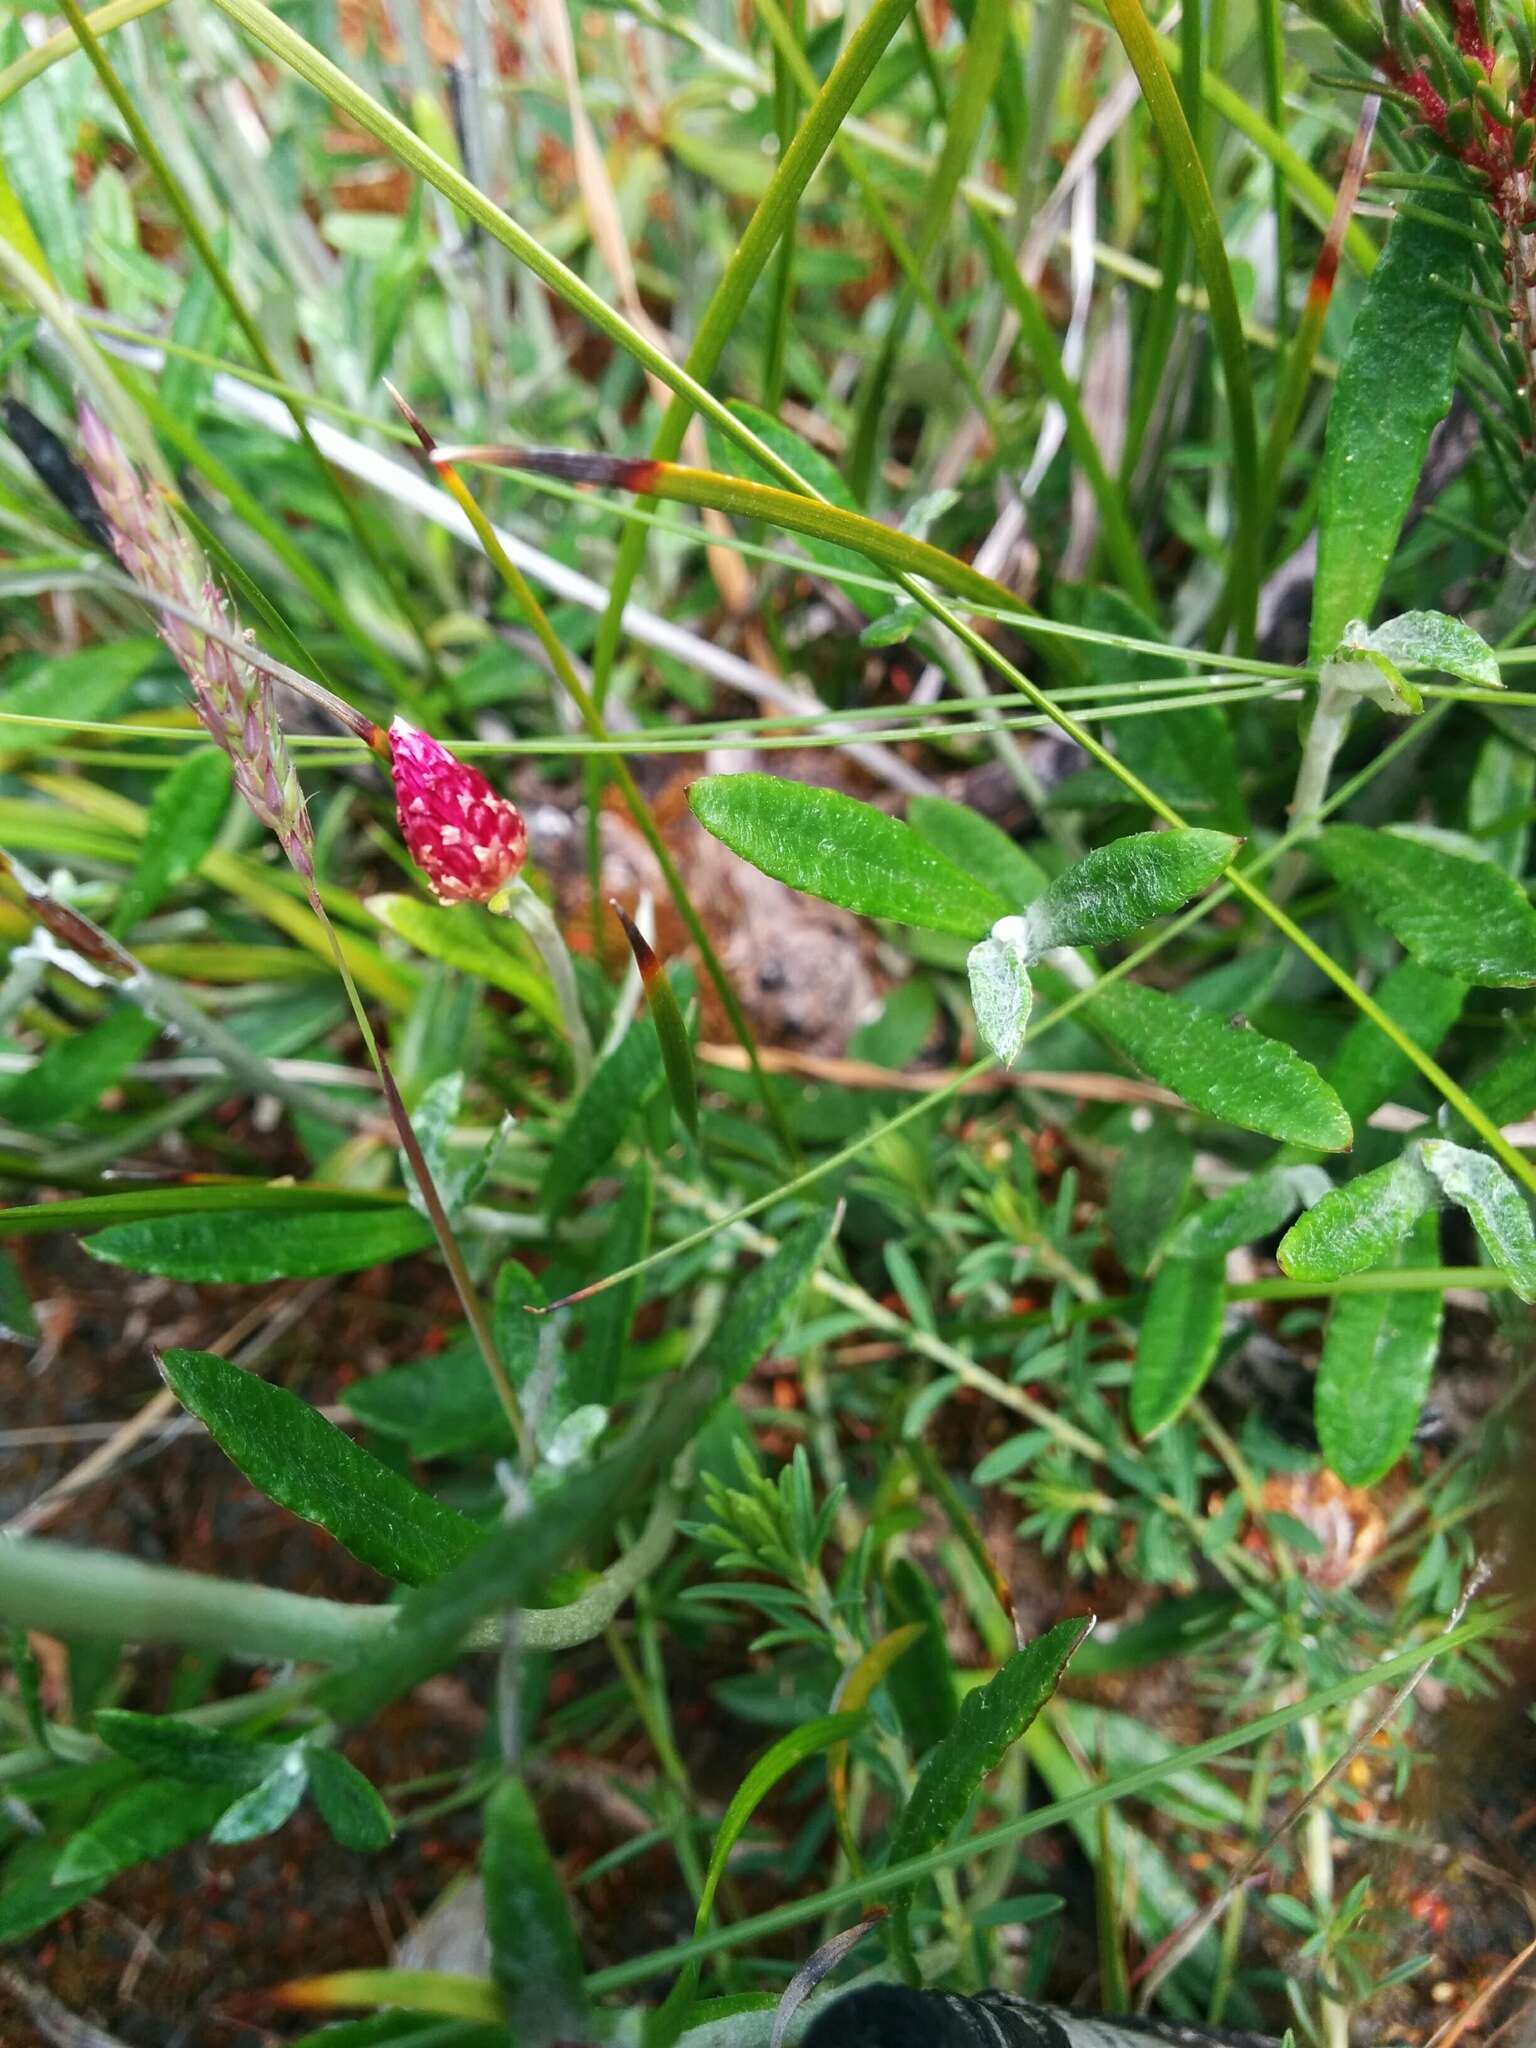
803,1986 -> 1279,2048
2,397 -> 112,552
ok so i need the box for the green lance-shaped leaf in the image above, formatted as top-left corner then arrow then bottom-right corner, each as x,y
306,1747 -> 395,1851
1128,1256 -> 1227,1438
1316,1212 -> 1443,1486
111,746 -> 232,936
688,774 -> 1007,937
1163,1164 -> 1332,1263
1309,197 -> 1471,663
907,795 -> 1049,908
483,1777 -> 591,2046
0,999 -> 158,1132
571,1162 -> 651,1408
85,1207 -> 435,1282
1322,958 -> 1467,1138
160,1349 -> 483,1585
344,1332 -> 514,1462
612,902 -> 697,1140
0,638 -> 159,765
884,1616 -> 1091,1970
1277,1146 -> 1438,1283
1012,829 -> 1237,958
94,1709 -> 285,1787
1314,826 -> 1536,988
1083,980 -> 1353,1150
968,939 -> 1032,1066
704,1210 -> 838,1402
540,1013 -> 664,1217
367,893 -> 562,1030
884,1559 -> 960,1756
210,1749 -> 310,1845
1422,1141 -> 1536,1300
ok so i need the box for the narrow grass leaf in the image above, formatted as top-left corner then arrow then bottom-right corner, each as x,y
0,1182 -> 404,1239
1316,1212 -> 1443,1485
884,1616 -> 1091,1966
1129,1256 -> 1226,1437
689,775 -> 1006,936
1308,200 -> 1471,661
86,1207 -> 435,1280
0,638 -> 158,764
1421,1141 -> 1536,1300
160,1348 -> 483,1584
1101,0 -> 1261,649
1084,980 -> 1353,1149
483,1777 -> 591,2043
306,1748 -> 395,1851
1017,829 -> 1237,956
613,902 -> 697,1140
1314,826 -> 1536,986
1277,1147 -> 1437,1282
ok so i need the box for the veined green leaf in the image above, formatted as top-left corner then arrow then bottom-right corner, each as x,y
1277,1147 -> 1437,1282
1309,200 -> 1471,662
1314,826 -> 1536,987
1320,958 -> 1466,1138
1084,980 -> 1352,1149
540,1015 -> 664,1216
688,775 -> 1006,937
94,1708 -> 283,1786
1129,1256 -> 1226,1437
86,1207 -> 435,1281
483,1777 -> 590,2042
1422,1141 -> 1536,1300
884,1617 -> 1091,1965
367,894 -> 563,1031
1316,1212 -> 1443,1485
306,1747 -> 395,1851
160,1349 -> 483,1584
1013,829 -> 1237,957
52,1777 -> 233,1887
111,747 -> 232,936
0,1000 -> 158,1132
343,1335 -> 513,1462
705,1211 -> 837,1400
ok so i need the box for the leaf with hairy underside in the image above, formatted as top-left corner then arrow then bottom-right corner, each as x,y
1316,1213 -> 1443,1486
1277,1147 -> 1438,1283
883,1616 -> 1091,1969
967,938 -> 1032,1066
1314,826 -> 1536,987
1163,1165 -> 1332,1263
160,1349 -> 483,1585
1129,1257 -> 1226,1438
688,775 -> 1007,937
1421,1141 -> 1536,1301
1082,980 -> 1352,1150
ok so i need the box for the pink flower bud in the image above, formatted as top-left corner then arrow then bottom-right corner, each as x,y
388,717 -> 528,905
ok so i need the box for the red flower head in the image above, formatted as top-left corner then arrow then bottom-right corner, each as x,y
388,717 -> 528,905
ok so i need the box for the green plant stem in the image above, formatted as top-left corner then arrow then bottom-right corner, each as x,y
0,1485 -> 681,1670
54,0 -> 437,710
0,0 -> 166,102
422,449 -> 797,1158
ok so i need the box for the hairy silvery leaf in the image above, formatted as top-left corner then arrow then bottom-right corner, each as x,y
1421,1140 -> 1536,1300
1277,1146 -> 1439,1283
968,938 -> 1032,1066
1012,829 -> 1236,958
1369,610 -> 1500,689
1318,627 -> 1421,715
